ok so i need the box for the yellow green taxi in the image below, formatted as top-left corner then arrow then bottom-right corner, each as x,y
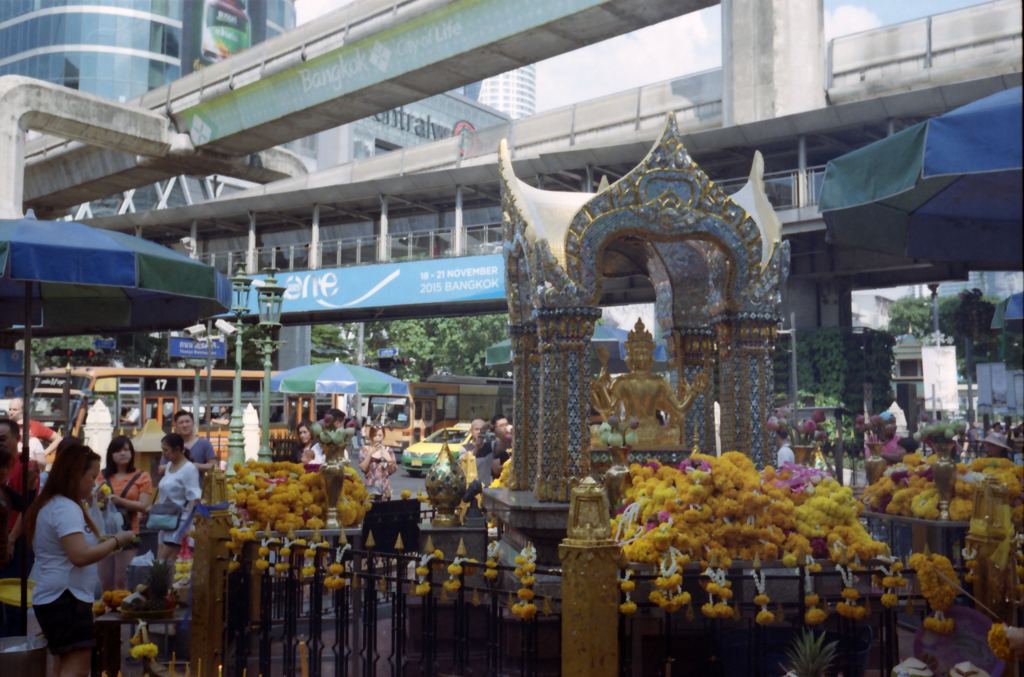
400,424 -> 472,476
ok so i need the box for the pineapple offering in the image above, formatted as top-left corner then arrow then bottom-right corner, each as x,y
783,628 -> 837,677
118,559 -> 178,619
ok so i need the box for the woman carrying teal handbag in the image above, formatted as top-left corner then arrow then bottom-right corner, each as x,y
150,434 -> 200,562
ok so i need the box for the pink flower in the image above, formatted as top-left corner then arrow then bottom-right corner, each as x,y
658,511 -> 671,523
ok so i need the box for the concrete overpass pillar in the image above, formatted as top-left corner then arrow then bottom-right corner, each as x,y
247,212 -> 256,274
377,195 -> 389,262
310,204 -> 321,270
722,0 -> 826,126
453,186 -> 465,256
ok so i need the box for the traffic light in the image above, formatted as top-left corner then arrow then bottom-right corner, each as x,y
43,348 -> 97,359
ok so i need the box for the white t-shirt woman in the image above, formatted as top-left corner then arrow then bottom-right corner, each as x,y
32,496 -> 101,605
155,434 -> 202,562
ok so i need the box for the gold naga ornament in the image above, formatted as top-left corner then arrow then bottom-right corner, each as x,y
590,317 -> 708,447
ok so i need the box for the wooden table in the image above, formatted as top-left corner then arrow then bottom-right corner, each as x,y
93,607 -> 187,677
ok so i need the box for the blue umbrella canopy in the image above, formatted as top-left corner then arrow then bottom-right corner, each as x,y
819,87 -> 1022,269
0,216 -> 231,633
271,359 -> 410,395
0,217 -> 231,334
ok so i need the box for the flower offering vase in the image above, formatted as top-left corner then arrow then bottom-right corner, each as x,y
931,442 -> 956,521
321,443 -> 347,529
603,446 -> 631,517
425,437 -> 466,528
791,445 -> 816,467
864,443 -> 887,487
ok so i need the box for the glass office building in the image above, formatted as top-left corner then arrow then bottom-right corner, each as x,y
0,0 -> 294,103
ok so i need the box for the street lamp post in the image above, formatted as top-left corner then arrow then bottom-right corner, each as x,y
255,268 -> 286,464
226,265 -> 252,475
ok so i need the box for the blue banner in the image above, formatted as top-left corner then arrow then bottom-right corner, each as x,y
169,336 -> 228,360
251,255 -> 505,315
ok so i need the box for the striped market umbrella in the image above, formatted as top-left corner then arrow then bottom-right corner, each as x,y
271,358 -> 410,395
0,215 -> 231,632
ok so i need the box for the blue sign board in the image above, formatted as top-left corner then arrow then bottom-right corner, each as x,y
248,254 -> 505,315
378,348 -> 399,358
94,339 -> 116,350
0,349 -> 23,398
169,336 -> 227,360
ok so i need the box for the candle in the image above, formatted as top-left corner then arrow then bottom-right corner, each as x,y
171,652 -> 176,677
300,641 -> 309,677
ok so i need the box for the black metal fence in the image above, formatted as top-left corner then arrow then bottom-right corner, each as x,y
218,532 -> 999,677
222,535 -> 556,677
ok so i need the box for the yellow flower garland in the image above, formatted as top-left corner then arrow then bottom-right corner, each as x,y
988,623 -> 1013,662
130,643 -> 159,660
909,552 -> 958,634
511,543 -> 538,621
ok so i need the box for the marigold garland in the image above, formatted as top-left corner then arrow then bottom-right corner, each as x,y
511,543 -> 538,620
700,559 -> 732,619
649,547 -> 691,613
988,623 -> 1014,661
484,541 -> 500,581
909,552 -> 958,634
130,643 -> 159,660
618,568 -> 638,615
835,561 -> 867,620
413,548 -> 441,597
750,555 -> 773,625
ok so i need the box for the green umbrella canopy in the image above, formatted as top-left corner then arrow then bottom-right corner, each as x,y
486,325 -> 668,371
271,359 -> 410,395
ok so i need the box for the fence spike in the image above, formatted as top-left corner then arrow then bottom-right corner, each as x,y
685,602 -> 694,621
365,530 -> 376,550
338,529 -> 348,546
424,535 -> 435,553
441,586 -> 449,602
394,533 -> 405,552
508,591 -> 514,608
456,538 -> 467,558
775,602 -> 785,623
543,596 -> 552,615
473,588 -> 480,606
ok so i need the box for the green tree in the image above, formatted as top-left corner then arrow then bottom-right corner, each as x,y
310,315 -> 510,380
885,292 -> 1021,375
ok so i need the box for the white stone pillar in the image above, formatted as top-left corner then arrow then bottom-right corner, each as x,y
84,400 -> 114,470
243,403 -> 260,461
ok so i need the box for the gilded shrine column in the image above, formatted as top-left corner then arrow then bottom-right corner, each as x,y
508,323 -> 540,491
714,314 -> 778,469
670,328 -> 716,454
535,306 -> 601,502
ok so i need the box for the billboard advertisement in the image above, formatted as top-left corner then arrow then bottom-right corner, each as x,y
246,254 -> 505,316
181,0 -> 269,75
922,346 -> 958,413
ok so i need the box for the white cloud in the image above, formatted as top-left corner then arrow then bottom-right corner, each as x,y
534,7 -> 721,113
295,0 -> 357,26
824,4 -> 882,41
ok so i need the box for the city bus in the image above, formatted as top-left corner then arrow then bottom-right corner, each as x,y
31,367 -> 299,460
404,375 -> 514,445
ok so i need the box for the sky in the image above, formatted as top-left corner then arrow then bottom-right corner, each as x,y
294,0 -> 992,112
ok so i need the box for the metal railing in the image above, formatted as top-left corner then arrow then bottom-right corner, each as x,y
715,166 -> 827,211
828,0 -> 1021,89
197,166 -> 826,276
